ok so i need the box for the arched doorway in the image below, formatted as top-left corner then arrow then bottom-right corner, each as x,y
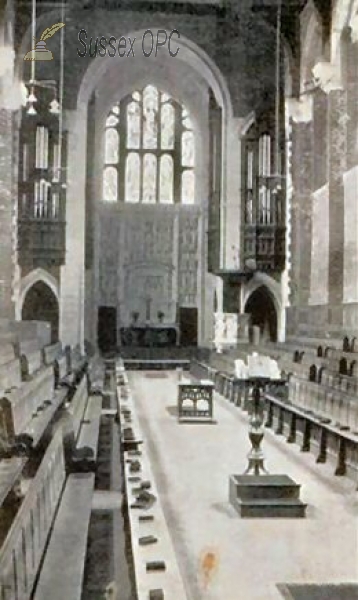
22,281 -> 59,343
244,285 -> 278,342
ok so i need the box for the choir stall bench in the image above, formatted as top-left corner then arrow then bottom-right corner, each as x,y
177,379 -> 215,423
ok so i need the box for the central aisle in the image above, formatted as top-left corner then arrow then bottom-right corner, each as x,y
128,371 -> 358,600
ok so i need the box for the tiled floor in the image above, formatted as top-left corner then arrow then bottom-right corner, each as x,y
128,371 -> 358,600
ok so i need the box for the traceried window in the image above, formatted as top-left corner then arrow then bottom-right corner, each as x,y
103,85 -> 195,204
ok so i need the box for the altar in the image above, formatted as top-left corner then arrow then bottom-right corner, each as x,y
120,323 -> 180,347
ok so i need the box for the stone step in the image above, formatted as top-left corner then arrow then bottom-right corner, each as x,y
230,474 -> 301,501
233,497 -> 307,519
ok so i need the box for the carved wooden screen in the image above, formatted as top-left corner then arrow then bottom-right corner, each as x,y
241,111 -> 286,272
18,86 -> 67,268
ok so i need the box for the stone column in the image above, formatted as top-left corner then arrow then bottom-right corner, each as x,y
224,116 -> 241,270
0,108 -> 16,319
287,95 -> 314,309
173,206 -> 179,322
313,62 -> 347,324
327,88 -> 347,319
59,106 -> 87,350
343,166 -> 358,306
346,39 -> 358,170
287,95 -> 313,314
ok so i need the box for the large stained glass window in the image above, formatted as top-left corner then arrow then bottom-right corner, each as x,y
102,85 -> 195,204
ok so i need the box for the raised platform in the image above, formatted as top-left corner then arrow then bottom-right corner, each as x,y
123,358 -> 191,371
229,474 -> 307,518
277,583 -> 358,600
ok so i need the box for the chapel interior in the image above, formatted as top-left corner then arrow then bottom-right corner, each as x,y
0,1 -> 358,599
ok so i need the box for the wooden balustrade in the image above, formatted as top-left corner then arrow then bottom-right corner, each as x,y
265,391 -> 358,479
0,431 -> 66,600
190,357 -> 358,479
262,340 -> 357,381
287,375 -> 358,433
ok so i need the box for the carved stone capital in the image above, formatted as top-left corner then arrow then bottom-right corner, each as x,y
312,61 -> 344,94
287,95 -> 313,124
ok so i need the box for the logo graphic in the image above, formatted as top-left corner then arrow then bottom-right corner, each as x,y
24,23 -> 65,61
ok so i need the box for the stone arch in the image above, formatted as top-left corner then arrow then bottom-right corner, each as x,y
243,273 -> 282,317
244,285 -> 278,343
77,29 -> 233,119
17,268 -> 59,320
64,28 -> 235,350
242,274 -> 283,337
21,281 -> 59,343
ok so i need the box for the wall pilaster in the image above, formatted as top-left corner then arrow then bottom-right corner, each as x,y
312,61 -> 348,324
59,106 -> 87,349
288,95 -> 314,308
327,87 -> 347,315
0,108 -> 17,319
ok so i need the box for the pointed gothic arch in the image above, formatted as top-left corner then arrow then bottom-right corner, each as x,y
244,285 -> 278,342
21,281 -> 59,343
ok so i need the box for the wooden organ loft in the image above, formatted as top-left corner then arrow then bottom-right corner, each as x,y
18,84 -> 67,268
207,96 -> 286,277
241,113 -> 286,272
